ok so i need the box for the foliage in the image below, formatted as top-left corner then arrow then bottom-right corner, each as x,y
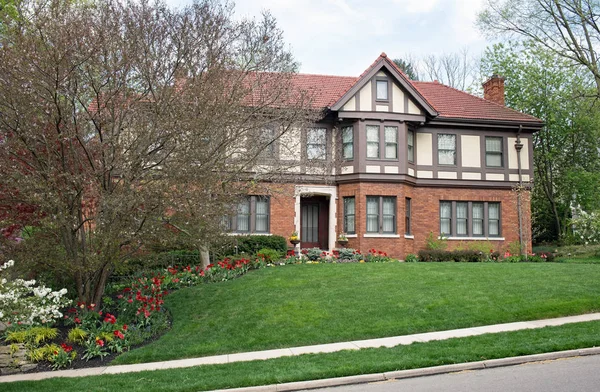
0,0 -> 313,307
404,254 -> 418,263
49,344 -> 76,370
26,343 -> 61,363
570,205 -> 600,245
425,232 -> 448,250
418,249 -> 499,262
480,41 -> 600,243
66,328 -> 88,344
226,235 -> 288,255
256,248 -> 282,264
363,249 -> 394,263
392,57 -> 419,80
0,260 -> 71,326
337,248 -> 359,261
304,248 -> 325,261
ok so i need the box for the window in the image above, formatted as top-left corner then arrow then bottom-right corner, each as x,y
440,201 -> 452,236
367,196 -> 396,234
439,201 -> 501,237
408,130 -> 414,163
342,126 -> 353,160
376,80 -> 388,100
343,197 -> 356,234
456,202 -> 468,236
366,125 -> 379,158
384,126 -> 398,159
488,203 -> 500,236
472,202 -> 484,236
307,128 -> 326,160
438,134 -> 456,165
259,128 -> 275,158
224,196 -> 270,234
405,198 -> 411,235
485,137 -> 503,167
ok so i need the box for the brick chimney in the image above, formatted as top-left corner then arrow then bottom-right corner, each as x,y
483,75 -> 505,106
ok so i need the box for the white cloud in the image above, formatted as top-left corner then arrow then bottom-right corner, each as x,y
392,0 -> 440,14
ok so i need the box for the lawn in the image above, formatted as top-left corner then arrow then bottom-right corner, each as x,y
113,262 -> 600,364
6,320 -> 600,392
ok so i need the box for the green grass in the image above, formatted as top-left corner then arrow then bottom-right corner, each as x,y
113,262 -> 600,364
6,320 -> 600,392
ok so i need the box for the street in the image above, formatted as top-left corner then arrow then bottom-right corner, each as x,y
308,355 -> 600,392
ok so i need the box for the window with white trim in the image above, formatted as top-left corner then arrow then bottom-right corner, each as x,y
407,130 -> 414,163
376,80 -> 388,100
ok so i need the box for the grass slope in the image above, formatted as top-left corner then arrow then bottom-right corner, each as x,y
6,320 -> 600,392
114,262 -> 600,364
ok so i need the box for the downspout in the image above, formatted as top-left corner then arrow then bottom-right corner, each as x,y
515,125 -> 525,258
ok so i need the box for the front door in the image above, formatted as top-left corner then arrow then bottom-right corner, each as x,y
301,196 -> 329,249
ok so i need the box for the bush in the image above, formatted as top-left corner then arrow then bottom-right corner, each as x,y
224,235 -> 287,255
256,248 -> 282,263
338,248 -> 358,261
418,250 -> 497,262
405,253 -> 418,262
425,232 -> 448,250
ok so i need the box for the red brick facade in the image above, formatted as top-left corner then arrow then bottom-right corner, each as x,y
263,182 -> 532,260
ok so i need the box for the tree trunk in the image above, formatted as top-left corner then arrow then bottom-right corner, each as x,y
199,245 -> 210,269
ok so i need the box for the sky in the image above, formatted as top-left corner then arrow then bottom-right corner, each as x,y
167,0 -> 489,77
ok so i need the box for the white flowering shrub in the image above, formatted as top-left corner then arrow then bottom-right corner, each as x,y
571,205 -> 600,245
0,260 -> 71,326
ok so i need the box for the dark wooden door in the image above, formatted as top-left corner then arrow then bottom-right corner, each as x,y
301,196 -> 329,249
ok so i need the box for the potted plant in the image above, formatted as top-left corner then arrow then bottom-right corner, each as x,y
289,231 -> 300,245
337,233 -> 348,247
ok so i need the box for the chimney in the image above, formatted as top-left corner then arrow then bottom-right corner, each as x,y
483,75 -> 505,106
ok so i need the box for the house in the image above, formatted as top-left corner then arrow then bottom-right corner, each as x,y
228,53 -> 543,258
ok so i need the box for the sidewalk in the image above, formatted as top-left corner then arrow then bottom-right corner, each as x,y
2,312 -> 600,384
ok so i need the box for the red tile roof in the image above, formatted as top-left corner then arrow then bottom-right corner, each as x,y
292,53 -> 542,124
290,73 -> 358,108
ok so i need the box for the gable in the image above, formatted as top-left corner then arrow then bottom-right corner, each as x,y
338,70 -> 424,115
331,54 -> 437,117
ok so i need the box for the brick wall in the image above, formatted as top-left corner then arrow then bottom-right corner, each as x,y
259,182 -> 532,259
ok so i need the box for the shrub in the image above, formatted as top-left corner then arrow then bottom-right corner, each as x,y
305,247 -> 324,261
0,260 -> 71,326
425,232 -> 448,250
256,248 -> 282,264
405,253 -> 418,262
225,235 -> 287,255
418,250 -> 496,262
338,248 -> 358,261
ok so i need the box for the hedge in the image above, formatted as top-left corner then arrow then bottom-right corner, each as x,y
418,249 -> 500,262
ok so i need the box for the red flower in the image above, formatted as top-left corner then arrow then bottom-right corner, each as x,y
114,330 -> 125,340
74,317 -> 81,324
61,343 -> 73,353
96,339 -> 105,347
122,324 -> 128,331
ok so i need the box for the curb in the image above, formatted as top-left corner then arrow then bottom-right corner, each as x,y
210,347 -> 600,392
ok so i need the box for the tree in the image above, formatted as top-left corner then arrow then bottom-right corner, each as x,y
481,41 -> 600,243
478,0 -> 600,97
421,48 -> 476,91
392,57 -> 419,80
0,0 -> 314,306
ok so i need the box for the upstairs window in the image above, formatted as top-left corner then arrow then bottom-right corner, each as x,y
341,126 -> 354,160
485,137 -> 503,167
408,130 -> 414,163
376,80 -> 388,100
384,126 -> 398,159
438,134 -> 456,165
259,128 -> 275,158
307,128 -> 326,160
366,125 -> 380,159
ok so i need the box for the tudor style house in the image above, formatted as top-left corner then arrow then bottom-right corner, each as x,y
230,53 -> 543,258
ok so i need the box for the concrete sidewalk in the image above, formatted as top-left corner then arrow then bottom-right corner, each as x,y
1,312 -> 600,383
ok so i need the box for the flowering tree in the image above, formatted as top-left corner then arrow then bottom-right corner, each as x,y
0,0 -> 315,306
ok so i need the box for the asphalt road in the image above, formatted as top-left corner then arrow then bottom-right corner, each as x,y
308,355 -> 600,392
